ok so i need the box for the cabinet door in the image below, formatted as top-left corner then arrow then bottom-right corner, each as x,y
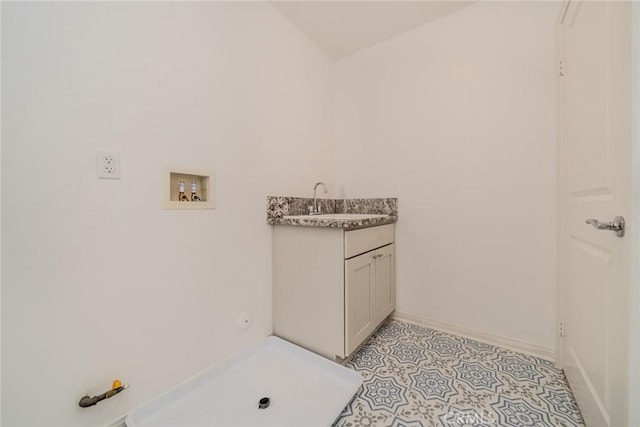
345,252 -> 375,356
373,244 -> 395,323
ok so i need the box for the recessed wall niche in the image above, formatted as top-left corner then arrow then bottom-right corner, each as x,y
162,167 -> 215,210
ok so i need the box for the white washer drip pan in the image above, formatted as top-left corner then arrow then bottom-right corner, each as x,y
125,336 -> 362,427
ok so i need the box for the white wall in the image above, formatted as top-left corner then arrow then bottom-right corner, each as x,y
1,2 -> 333,426
334,2 -> 558,353
629,3 -> 640,425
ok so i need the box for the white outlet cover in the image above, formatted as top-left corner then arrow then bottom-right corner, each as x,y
97,151 -> 121,179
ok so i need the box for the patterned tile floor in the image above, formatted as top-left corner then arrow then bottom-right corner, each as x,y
334,319 -> 584,427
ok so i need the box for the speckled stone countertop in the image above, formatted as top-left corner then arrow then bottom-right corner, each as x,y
267,196 -> 397,229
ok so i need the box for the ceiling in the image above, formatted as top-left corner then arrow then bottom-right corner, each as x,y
271,1 -> 474,60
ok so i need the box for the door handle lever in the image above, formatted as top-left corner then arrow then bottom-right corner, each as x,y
585,216 -> 625,237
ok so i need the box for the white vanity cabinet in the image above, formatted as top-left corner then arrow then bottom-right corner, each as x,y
272,223 -> 395,359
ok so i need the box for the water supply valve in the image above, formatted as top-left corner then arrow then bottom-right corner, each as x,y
79,379 -> 128,408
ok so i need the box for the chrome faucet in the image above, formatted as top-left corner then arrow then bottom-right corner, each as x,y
311,182 -> 328,215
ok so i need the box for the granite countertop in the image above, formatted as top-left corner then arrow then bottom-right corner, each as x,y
267,196 -> 397,230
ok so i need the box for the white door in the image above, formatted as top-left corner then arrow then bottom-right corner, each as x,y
373,244 -> 395,322
345,252 -> 375,356
559,1 -> 632,426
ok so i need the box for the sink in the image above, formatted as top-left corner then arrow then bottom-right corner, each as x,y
283,214 -> 389,220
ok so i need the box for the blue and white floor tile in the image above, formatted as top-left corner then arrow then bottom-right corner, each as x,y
335,319 -> 584,427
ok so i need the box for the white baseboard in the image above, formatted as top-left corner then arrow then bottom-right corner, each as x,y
104,416 -> 126,427
392,311 -> 556,363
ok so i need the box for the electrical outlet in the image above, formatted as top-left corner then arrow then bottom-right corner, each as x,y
97,151 -> 121,179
